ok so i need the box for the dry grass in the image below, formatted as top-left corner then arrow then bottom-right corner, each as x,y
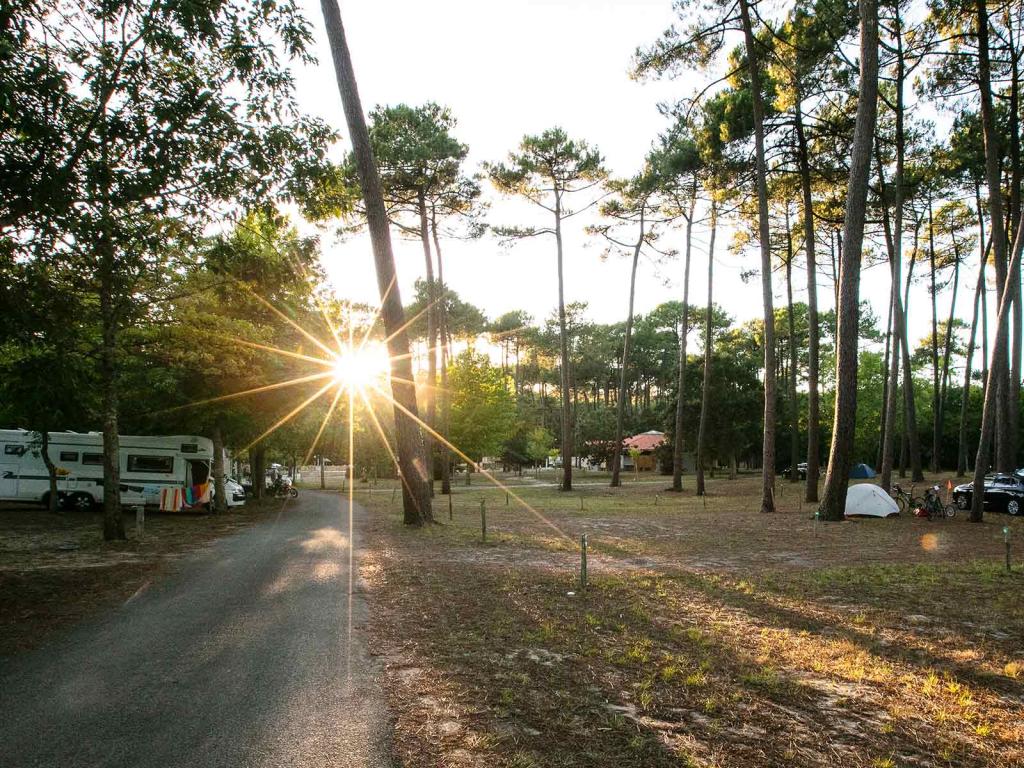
358,471 -> 1024,767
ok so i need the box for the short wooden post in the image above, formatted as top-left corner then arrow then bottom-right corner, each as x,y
1005,527 -> 1012,573
135,505 -> 145,538
480,499 -> 487,543
448,492 -> 453,520
580,533 -> 588,591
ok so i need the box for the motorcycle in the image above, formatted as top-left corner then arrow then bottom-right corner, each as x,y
269,476 -> 298,499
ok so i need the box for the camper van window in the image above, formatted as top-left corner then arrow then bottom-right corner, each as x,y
82,453 -> 103,465
127,455 -> 174,474
4,445 -> 27,456
181,443 -> 199,453
59,451 -> 79,462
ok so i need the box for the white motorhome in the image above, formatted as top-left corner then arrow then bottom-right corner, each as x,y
0,430 -> 216,511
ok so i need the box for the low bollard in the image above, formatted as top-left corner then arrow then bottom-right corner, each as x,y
135,505 -> 145,538
1005,527 -> 1012,573
580,533 -> 588,591
448,492 -> 453,520
480,499 -> 487,543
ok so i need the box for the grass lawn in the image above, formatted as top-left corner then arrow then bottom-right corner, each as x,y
0,498 -> 283,657
353,470 -> 1024,767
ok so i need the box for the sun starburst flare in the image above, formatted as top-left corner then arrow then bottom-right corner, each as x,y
156,288 -> 572,545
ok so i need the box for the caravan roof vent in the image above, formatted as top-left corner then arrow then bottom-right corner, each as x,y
181,443 -> 199,454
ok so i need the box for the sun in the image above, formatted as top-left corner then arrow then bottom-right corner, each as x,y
331,344 -> 389,391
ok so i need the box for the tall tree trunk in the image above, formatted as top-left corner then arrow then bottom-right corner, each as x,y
958,261 -> 986,475
937,248 -> 961,471
99,235 -> 124,540
611,209 -> 645,488
972,215 -> 1024,520
976,0 -> 1013,473
696,206 -> 717,496
877,287 -> 894,471
929,201 -> 941,473
900,240 -> 925,482
818,0 -> 878,521
212,425 -> 227,514
553,190 -> 573,491
982,252 -> 990,390
1009,18 -> 1022,470
739,0 -> 778,514
98,21 -> 124,540
417,191 -> 436,496
252,447 -> 266,499
796,100 -> 821,502
878,153 -> 902,493
672,182 -> 696,492
431,210 -> 453,496
40,431 -> 59,514
785,214 -> 800,483
320,0 -> 432,524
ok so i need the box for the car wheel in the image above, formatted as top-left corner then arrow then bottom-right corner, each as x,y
71,493 -> 94,512
955,494 -> 968,509
1008,499 -> 1022,516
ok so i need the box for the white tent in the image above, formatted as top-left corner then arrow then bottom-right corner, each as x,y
844,483 -> 900,518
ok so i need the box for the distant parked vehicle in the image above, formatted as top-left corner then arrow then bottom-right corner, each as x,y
269,476 -> 298,499
0,429 -> 213,511
952,474 -> 1024,516
780,463 -> 808,479
211,476 -> 246,508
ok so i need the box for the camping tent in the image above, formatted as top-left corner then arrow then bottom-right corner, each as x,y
850,463 -> 876,479
844,483 -> 899,518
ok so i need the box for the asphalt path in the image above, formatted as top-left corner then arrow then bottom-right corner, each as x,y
0,491 -> 392,768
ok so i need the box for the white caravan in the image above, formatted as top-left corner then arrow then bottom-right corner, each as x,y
0,430 -> 216,511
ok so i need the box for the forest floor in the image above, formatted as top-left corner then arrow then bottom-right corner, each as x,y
0,498 -> 283,657
356,470 -> 1024,768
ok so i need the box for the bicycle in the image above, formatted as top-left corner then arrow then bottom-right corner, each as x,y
916,485 -> 955,520
890,483 -> 923,515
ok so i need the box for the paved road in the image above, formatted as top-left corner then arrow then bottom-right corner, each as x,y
0,492 -> 393,768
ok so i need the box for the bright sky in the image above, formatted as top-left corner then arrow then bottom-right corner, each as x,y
291,0 -> 980,355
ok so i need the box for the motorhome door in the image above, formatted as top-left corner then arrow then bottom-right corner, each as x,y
0,444 -> 26,499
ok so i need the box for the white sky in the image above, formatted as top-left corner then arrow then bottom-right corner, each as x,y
291,0 -> 984,357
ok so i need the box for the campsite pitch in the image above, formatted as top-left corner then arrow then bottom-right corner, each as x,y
353,470 -> 1024,768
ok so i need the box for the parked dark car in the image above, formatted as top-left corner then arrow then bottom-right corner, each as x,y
952,474 -> 1024,515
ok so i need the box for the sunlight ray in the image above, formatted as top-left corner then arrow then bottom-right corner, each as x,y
243,286 -> 338,359
241,379 -> 336,453
355,274 -> 396,354
357,389 -> 419,507
224,336 -> 335,368
366,382 -> 570,540
378,294 -> 442,349
303,385 -> 346,466
153,371 -> 336,415
387,375 -> 450,394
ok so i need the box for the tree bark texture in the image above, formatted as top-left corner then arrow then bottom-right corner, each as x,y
320,0 -> 432,524
818,0 -> 879,521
